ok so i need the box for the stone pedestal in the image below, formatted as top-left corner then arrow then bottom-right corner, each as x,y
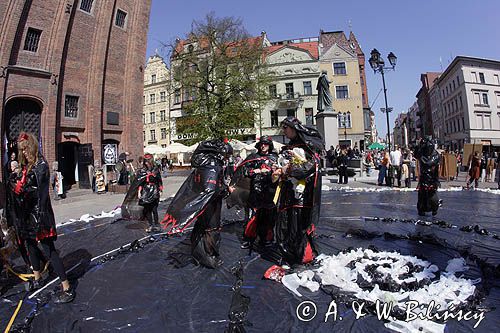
316,110 -> 339,149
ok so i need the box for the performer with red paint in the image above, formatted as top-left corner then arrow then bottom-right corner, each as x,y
273,117 -> 325,266
7,132 -> 74,303
136,154 -> 163,232
238,136 -> 279,249
161,139 -> 231,268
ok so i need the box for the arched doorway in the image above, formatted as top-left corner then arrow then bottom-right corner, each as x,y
4,98 -> 42,159
57,142 -> 78,190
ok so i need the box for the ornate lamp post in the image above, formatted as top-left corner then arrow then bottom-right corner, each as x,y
369,49 -> 397,151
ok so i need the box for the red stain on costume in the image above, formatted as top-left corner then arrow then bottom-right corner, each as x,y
244,215 -> 257,238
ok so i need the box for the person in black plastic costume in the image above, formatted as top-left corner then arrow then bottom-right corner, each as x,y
7,132 -> 75,303
161,139 -> 231,268
273,117 -> 325,266
136,153 -> 163,232
239,136 -> 279,249
414,137 -> 441,216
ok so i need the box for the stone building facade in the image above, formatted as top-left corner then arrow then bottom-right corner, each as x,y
0,0 -> 151,188
143,54 -> 170,148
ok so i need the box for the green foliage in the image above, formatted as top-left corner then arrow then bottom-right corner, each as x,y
171,13 -> 271,140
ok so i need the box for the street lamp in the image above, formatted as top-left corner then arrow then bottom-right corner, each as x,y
369,48 -> 397,151
341,111 -> 350,142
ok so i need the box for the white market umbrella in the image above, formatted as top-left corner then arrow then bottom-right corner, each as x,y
165,142 -> 190,154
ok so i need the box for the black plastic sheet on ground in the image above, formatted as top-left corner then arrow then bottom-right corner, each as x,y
1,190 -> 499,332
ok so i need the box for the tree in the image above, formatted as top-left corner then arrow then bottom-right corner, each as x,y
170,13 -> 271,142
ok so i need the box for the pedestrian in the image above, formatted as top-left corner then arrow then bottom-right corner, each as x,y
136,154 -> 163,233
161,139 -> 231,268
480,155 -> 487,183
337,149 -> 349,184
390,145 -> 402,187
467,151 -> 481,189
273,116 -> 324,266
50,161 -> 64,200
8,132 -> 75,303
239,136 -> 278,249
378,150 -> 390,186
414,137 -> 441,216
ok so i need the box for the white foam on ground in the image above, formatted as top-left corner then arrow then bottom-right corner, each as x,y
60,207 -> 122,225
326,185 -> 499,194
282,249 -> 478,332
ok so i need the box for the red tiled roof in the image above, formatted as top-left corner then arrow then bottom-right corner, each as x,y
264,41 -> 319,60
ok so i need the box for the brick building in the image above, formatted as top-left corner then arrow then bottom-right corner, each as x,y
0,0 -> 151,188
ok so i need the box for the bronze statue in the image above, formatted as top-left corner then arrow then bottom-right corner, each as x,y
316,71 -> 333,112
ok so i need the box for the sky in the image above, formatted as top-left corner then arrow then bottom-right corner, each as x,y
146,0 -> 500,138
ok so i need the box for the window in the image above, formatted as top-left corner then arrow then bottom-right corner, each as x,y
143,131 -> 146,142
473,92 -> 480,105
335,85 -> 349,99
269,85 -> 277,98
143,114 -> 146,124
459,95 -> 463,108
160,110 -> 166,121
456,75 -> 460,86
161,128 -> 167,140
174,89 -> 181,104
303,81 -> 312,95
115,9 -> 127,28
149,94 -> 155,104
149,112 -> 155,123
23,28 -> 42,52
287,109 -> 295,117
160,91 -> 166,102
285,83 -> 294,98
482,93 -> 489,105
305,108 -> 313,125
150,129 -> 156,141
471,72 -> 477,83
494,74 -> 500,85
476,113 -> 491,129
333,62 -> 346,75
79,0 -> 94,13
143,95 -> 146,105
270,110 -> 278,127
479,73 -> 485,84
337,112 -> 352,128
151,74 -> 156,84
64,95 -> 79,118
453,80 -> 456,90
496,93 -> 500,107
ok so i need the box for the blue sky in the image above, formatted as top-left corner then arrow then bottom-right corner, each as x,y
146,0 -> 500,138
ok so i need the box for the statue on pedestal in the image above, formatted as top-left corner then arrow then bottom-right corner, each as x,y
316,71 -> 333,112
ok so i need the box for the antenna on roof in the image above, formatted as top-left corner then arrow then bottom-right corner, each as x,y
348,19 -> 352,32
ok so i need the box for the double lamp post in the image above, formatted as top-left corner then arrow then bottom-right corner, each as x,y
369,49 -> 397,151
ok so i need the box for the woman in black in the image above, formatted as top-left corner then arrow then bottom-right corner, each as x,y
137,154 -> 163,232
414,137 -> 441,216
9,132 -> 74,303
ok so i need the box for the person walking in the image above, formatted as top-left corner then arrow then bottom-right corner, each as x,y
378,150 -> 390,186
8,132 -> 75,303
136,154 -> 163,233
390,145 -> 402,187
467,152 -> 481,189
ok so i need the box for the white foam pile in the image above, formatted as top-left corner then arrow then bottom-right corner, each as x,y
283,249 -> 479,332
326,185 -> 500,195
61,207 -> 122,225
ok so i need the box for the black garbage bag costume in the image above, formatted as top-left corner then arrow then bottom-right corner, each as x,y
7,156 -> 67,282
237,136 -> 278,246
414,138 -> 441,216
161,139 -> 229,268
136,155 -> 163,231
275,117 -> 325,265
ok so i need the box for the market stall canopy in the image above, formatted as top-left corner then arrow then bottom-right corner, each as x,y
165,142 -> 190,154
367,142 -> 386,150
144,144 -> 168,155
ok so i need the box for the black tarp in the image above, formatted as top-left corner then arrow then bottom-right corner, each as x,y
1,190 -> 499,332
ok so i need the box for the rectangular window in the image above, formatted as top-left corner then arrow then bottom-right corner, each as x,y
303,81 -> 312,95
23,28 -> 42,52
474,92 -> 480,105
143,131 -> 146,142
151,74 -> 156,84
268,85 -> 277,98
149,94 -> 155,104
270,110 -> 278,127
494,74 -> 500,85
150,129 -> 156,141
335,85 -> 349,99
456,75 -> 460,86
333,62 -> 346,75
143,114 -> 146,124
496,93 -> 500,107
160,110 -> 166,121
64,95 -> 79,118
161,128 -> 167,140
160,91 -> 166,102
149,112 -> 155,123
285,83 -> 294,98
287,109 -> 295,117
482,93 -> 489,105
459,95 -> 463,108
174,89 -> 181,104
305,108 -> 313,125
479,73 -> 485,84
115,9 -> 127,28
79,0 -> 94,13
471,72 -> 477,83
